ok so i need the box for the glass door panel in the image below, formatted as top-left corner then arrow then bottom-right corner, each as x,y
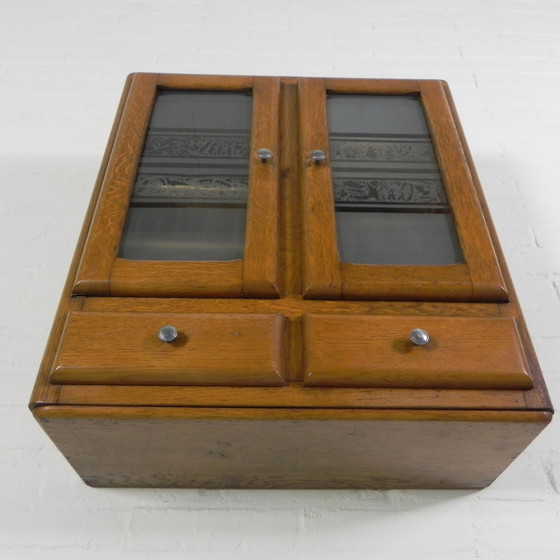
74,73 -> 281,298
298,78 -> 507,301
327,94 -> 463,266
119,90 -> 252,261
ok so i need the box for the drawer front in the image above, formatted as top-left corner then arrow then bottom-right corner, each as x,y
302,315 -> 533,390
52,312 -> 286,386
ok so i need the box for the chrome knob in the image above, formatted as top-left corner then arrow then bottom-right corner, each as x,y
410,328 -> 430,346
158,325 -> 178,343
257,148 -> 272,162
311,149 -> 326,163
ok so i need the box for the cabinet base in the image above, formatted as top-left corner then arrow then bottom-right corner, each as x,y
34,406 -> 551,489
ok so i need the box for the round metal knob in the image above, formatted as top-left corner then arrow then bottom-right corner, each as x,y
158,325 -> 178,343
410,328 -> 430,346
311,149 -> 326,163
257,148 -> 272,162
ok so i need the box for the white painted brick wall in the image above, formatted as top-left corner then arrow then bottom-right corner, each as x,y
2,0 -> 559,557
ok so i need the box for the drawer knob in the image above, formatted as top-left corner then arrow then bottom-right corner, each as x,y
158,325 -> 179,343
410,328 -> 430,346
311,149 -> 326,163
257,148 -> 273,162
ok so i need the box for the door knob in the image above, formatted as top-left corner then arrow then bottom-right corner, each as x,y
158,325 -> 179,343
311,149 -> 326,163
257,148 -> 273,162
410,328 -> 430,346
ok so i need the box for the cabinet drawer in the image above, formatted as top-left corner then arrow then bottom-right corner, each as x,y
52,312 -> 286,386
302,315 -> 533,389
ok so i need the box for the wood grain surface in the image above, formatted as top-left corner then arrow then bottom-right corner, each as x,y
74,73 -> 158,295
420,81 -> 508,301
242,76 -> 282,297
298,78 -> 343,299
52,312 -> 286,386
34,405 -> 551,489
302,314 -> 532,389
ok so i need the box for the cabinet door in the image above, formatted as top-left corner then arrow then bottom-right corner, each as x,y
298,78 -> 507,301
74,73 -> 281,298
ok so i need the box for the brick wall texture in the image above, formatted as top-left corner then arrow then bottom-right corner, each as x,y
1,0 -> 559,558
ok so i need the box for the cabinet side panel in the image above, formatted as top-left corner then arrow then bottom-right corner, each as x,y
441,80 -> 553,412
34,407 -> 550,489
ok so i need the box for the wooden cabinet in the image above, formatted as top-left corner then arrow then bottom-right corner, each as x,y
30,74 -> 553,489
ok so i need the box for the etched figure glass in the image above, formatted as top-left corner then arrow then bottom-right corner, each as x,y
119,90 -> 252,261
328,94 -> 464,265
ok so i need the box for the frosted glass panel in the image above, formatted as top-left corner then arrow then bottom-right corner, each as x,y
119,90 -> 252,261
328,94 -> 464,265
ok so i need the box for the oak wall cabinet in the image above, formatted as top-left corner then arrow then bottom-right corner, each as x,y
30,74 -> 553,489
